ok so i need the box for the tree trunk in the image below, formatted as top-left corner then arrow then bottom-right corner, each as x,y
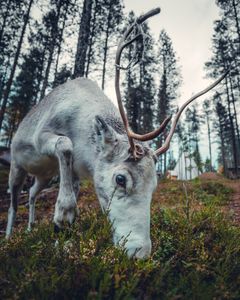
54,0 -> 71,80
0,0 -> 34,133
0,55 -> 11,105
228,75 -> 240,145
225,77 -> 239,175
232,0 -> 240,45
6,109 -> 17,147
0,0 -> 12,44
163,131 -> 167,174
35,45 -> 47,104
206,113 -> 213,171
73,0 -> 93,78
40,2 -> 62,100
218,114 -> 227,175
85,0 -> 98,77
101,1 -> 112,90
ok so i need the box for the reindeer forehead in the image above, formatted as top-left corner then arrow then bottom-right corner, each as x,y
124,144 -> 152,162
123,150 -> 156,178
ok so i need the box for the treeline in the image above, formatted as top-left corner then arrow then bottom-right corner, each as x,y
204,0 -> 240,177
0,0 -> 124,141
171,0 -> 240,178
0,0 -> 239,177
0,0 -> 182,172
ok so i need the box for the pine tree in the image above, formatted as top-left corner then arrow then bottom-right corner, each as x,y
185,106 -> 202,176
2,0 -> 74,141
40,0 -> 73,100
202,99 -> 213,171
213,94 -> 236,175
122,12 -> 140,132
53,0 -> 74,80
0,0 -> 34,132
216,0 -> 240,45
53,65 -> 72,88
205,10 -> 240,176
156,29 -> 181,173
123,13 -> 156,135
73,0 -> 93,78
3,48 -> 43,145
85,0 -> 103,77
204,158 -> 212,172
100,0 -> 123,90
0,0 -> 27,77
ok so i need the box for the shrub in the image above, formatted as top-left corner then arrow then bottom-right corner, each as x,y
0,179 -> 239,299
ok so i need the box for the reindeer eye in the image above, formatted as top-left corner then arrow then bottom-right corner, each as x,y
116,174 -> 126,188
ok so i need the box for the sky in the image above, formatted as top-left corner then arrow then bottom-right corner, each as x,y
104,0 -> 221,166
106,0 -> 220,104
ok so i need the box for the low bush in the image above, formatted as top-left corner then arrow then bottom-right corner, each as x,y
0,179 -> 239,299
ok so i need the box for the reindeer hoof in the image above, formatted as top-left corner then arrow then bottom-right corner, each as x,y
54,195 -> 78,228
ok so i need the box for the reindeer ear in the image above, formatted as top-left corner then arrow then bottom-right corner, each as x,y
94,116 -> 117,155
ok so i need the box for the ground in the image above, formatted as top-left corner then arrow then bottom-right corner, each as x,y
199,172 -> 240,223
0,170 -> 240,299
1,171 -> 240,234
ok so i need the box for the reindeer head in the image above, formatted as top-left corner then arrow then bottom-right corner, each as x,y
93,8 -> 228,258
93,115 -> 157,258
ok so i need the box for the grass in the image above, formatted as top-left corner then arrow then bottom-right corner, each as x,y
0,178 -> 240,299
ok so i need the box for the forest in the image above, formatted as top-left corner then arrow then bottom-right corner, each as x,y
0,1 -> 240,299
0,0 -> 239,177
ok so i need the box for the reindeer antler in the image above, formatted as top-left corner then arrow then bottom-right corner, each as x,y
155,70 -> 230,156
115,8 -> 229,159
115,8 -> 173,159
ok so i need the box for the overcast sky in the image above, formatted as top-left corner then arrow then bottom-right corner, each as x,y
106,0 -> 219,105
105,0 -> 221,166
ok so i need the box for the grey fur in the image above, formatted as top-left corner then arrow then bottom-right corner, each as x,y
6,78 -> 157,259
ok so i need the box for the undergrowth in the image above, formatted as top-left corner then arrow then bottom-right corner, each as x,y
0,179 -> 239,299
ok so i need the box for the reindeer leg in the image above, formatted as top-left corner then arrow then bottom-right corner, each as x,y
38,132 -> 77,229
72,175 -> 80,217
6,162 -> 27,238
28,176 -> 50,231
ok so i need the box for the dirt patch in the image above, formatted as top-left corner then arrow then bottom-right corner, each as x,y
198,172 -> 223,180
0,181 -> 99,237
227,181 -> 240,224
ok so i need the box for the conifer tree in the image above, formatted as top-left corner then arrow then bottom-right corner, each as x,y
0,0 -> 34,132
40,0 -> 73,99
202,99 -> 213,171
73,0 -> 93,78
185,106 -> 202,176
123,13 -> 156,134
99,0 -> 123,90
4,48 -> 43,145
205,12 -> 240,176
156,29 -> 181,173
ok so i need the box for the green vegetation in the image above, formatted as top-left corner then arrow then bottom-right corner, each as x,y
0,179 -> 240,299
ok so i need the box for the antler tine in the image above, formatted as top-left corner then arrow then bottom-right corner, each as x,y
115,8 -> 161,158
122,8 -> 161,48
155,69 -> 230,156
129,115 -> 172,141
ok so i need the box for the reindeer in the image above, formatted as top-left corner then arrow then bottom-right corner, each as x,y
6,8 -> 227,258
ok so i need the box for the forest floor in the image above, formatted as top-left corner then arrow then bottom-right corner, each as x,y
227,180 -> 240,223
0,169 -> 240,299
199,172 -> 240,224
0,171 -> 240,234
